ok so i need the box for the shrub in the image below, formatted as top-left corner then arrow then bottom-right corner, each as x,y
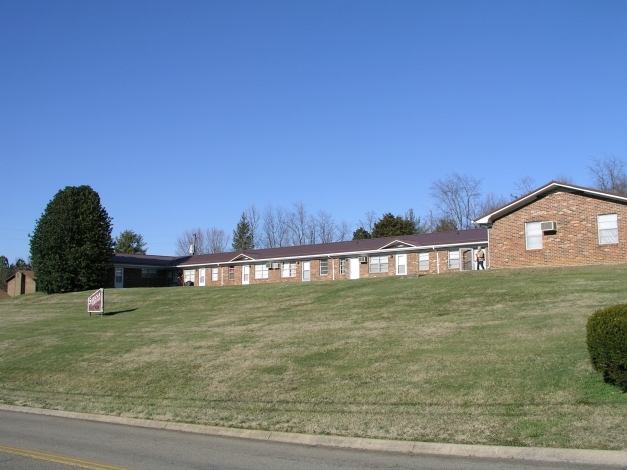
586,304 -> 627,392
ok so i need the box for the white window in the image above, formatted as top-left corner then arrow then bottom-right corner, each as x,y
448,251 -> 459,269
255,263 -> 269,279
211,268 -> 218,281
320,259 -> 328,276
115,268 -> 123,283
419,252 -> 429,271
282,262 -> 296,277
525,222 -> 543,250
339,258 -> 346,275
184,269 -> 195,283
369,255 -> 388,273
598,214 -> 618,244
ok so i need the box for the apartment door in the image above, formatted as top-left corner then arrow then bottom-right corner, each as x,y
396,254 -> 407,275
114,268 -> 124,288
349,258 -> 360,279
242,265 -> 250,285
302,261 -> 310,281
199,268 -> 206,286
461,249 -> 473,271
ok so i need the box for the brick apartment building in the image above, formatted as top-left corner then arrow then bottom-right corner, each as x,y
474,181 -> 627,268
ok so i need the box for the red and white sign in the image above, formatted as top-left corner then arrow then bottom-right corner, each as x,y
87,288 -> 104,315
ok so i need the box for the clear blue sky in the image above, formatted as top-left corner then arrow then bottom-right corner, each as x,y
2,0 -> 626,262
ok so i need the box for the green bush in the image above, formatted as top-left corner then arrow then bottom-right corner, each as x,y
586,304 -> 627,392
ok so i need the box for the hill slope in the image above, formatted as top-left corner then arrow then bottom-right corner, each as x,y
1,265 -> 626,449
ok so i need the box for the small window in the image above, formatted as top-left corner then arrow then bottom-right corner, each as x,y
339,258 -> 346,275
184,269 -> 195,283
115,268 -> 123,283
282,262 -> 296,277
228,266 -> 235,281
525,222 -> 543,250
320,259 -> 328,276
448,251 -> 459,269
211,268 -> 218,281
598,214 -> 618,244
419,252 -> 429,271
255,263 -> 269,279
369,255 -> 388,273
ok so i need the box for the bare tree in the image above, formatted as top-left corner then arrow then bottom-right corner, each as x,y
554,173 -> 575,185
429,173 -> 482,230
478,193 -> 509,217
245,204 -> 261,248
588,155 -> 627,195
315,210 -> 337,243
336,220 -> 352,241
175,228 -> 207,255
259,205 -> 289,248
359,211 -> 377,233
512,176 -> 536,198
206,227 -> 230,253
286,202 -> 310,246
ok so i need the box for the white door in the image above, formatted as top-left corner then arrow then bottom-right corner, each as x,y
114,268 -> 124,288
396,254 -> 407,275
349,258 -> 360,279
242,265 -> 250,285
302,261 -> 310,281
199,268 -> 206,286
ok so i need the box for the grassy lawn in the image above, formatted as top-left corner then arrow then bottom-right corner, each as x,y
1,265 -> 626,450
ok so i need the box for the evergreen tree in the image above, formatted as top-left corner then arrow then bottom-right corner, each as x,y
352,227 -> 371,240
371,213 -> 416,238
232,212 -> 254,251
30,186 -> 114,293
114,230 -> 147,254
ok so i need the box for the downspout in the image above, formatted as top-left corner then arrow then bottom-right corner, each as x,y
332,256 -> 335,280
220,265 -> 224,286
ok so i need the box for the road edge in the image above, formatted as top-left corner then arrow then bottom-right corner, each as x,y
1,404 -> 625,467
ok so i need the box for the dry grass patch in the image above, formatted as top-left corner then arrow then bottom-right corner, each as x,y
0,265 -> 626,449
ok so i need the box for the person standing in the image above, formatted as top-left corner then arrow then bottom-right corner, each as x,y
476,247 -> 485,270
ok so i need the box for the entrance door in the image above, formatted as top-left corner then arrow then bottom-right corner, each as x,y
349,258 -> 360,279
302,261 -> 310,281
199,268 -> 206,286
396,254 -> 407,275
242,265 -> 250,285
114,268 -> 124,288
461,249 -> 473,271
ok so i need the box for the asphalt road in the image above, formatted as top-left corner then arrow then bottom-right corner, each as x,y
0,410 -> 623,470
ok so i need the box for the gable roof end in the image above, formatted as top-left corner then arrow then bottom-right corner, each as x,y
473,181 -> 627,226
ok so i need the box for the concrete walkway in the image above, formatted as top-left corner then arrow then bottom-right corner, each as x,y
1,404 -> 625,468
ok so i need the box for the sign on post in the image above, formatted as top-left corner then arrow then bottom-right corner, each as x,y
87,288 -> 104,316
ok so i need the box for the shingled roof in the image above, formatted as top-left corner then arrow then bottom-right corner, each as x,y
112,229 -> 488,269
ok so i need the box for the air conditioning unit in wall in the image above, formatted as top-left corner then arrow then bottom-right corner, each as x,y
541,221 -> 557,232
358,256 -> 367,263
272,262 -> 280,269
265,262 -> 272,269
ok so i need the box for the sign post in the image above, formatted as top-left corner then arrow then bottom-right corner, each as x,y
87,288 -> 104,316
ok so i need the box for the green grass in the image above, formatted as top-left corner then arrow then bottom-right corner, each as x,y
1,265 -> 626,450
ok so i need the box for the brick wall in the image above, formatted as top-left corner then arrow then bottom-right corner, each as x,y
187,249 -> 489,288
488,191 -> 627,268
